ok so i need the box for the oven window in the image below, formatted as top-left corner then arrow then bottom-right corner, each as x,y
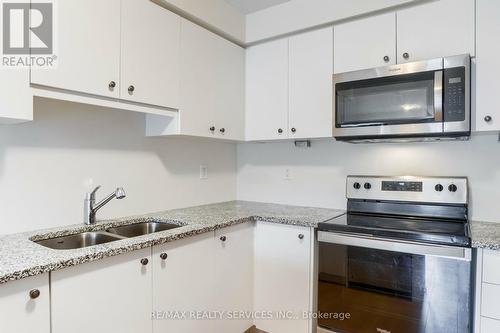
318,242 -> 471,333
335,71 -> 438,127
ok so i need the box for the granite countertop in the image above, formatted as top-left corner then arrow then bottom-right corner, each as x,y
471,220 -> 500,251
0,200 -> 345,285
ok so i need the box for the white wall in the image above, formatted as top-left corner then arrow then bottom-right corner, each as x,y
0,98 -> 237,235
237,134 -> 500,223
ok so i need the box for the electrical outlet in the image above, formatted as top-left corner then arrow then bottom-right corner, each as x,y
284,168 -> 292,180
200,165 -> 208,179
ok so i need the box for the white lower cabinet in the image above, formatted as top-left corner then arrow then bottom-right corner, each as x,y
51,248 -> 152,333
481,317 -> 500,333
476,249 -> 500,333
254,221 -> 313,333
0,273 -> 50,333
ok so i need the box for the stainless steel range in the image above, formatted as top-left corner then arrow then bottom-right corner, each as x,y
317,176 -> 473,333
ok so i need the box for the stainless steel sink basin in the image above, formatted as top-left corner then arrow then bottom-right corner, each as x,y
106,222 -> 180,238
35,231 -> 124,250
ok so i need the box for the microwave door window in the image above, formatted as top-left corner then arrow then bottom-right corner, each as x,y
336,72 -> 436,127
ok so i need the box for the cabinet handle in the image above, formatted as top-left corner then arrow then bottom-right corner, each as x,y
140,258 -> 149,266
160,253 -> 168,260
298,234 -> 304,240
403,52 -> 410,60
29,289 -> 40,299
219,128 -> 226,134
383,55 -> 390,62
128,85 -> 135,93
278,128 -> 283,134
209,126 -> 215,132
291,128 -> 297,133
220,236 -> 227,242
108,81 -> 116,89
485,115 -> 493,122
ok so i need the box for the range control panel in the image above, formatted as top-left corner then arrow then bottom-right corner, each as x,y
347,176 -> 468,204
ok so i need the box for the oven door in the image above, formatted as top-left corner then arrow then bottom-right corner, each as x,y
333,58 -> 444,139
317,232 -> 473,333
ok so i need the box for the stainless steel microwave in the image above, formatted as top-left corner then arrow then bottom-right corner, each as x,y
333,54 -> 471,142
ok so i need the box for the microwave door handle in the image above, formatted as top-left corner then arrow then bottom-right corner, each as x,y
318,231 -> 471,261
434,70 -> 443,122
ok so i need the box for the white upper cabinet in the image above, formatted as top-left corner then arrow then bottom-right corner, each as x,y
334,13 -> 396,73
289,27 -> 333,139
31,0 -> 121,98
178,19 -> 245,140
51,249 -> 152,333
475,0 -> 500,132
0,274 -> 50,333
397,0 -> 475,63
246,39 -> 289,141
120,0 -> 180,109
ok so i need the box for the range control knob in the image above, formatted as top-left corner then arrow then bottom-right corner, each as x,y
353,182 -> 361,189
448,184 -> 458,192
364,183 -> 372,190
435,184 -> 444,192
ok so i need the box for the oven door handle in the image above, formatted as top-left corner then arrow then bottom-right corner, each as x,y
318,231 -> 471,261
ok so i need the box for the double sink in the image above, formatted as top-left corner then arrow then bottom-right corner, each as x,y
35,222 -> 181,250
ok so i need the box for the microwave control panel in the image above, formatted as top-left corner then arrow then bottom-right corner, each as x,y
443,67 -> 466,122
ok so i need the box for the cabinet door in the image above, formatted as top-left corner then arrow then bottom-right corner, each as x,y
334,13 -> 396,73
31,0 -> 120,98
246,39 -> 289,141
152,232 -> 216,332
397,0 -> 475,63
475,0 -> 500,131
51,249 -> 152,333
289,27 -> 333,139
214,37 -> 246,141
482,317 -> 500,333
178,19 -> 217,138
0,274 -> 50,333
215,223 -> 254,333
254,221 -> 312,333
120,0 -> 180,108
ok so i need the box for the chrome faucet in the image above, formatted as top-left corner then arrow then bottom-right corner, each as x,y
84,186 -> 126,225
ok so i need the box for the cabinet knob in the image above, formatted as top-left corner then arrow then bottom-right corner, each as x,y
485,115 -> 493,123
108,81 -> 116,89
278,128 -> 283,134
29,289 -> 40,299
160,253 -> 168,260
298,234 -> 304,240
403,52 -> 410,60
383,55 -> 390,62
220,236 -> 227,242
128,85 -> 135,93
209,126 -> 215,132
291,128 -> 297,133
140,258 -> 149,266
219,128 -> 226,134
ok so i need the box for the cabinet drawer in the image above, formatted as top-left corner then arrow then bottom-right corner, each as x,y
481,317 -> 500,333
482,283 -> 500,320
483,250 -> 500,284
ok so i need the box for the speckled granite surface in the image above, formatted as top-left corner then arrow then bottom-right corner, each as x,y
471,220 -> 500,250
0,201 -> 344,285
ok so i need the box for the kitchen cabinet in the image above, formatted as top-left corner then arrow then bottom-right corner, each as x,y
152,232 -> 217,332
289,27 -> 333,139
397,0 -> 474,63
334,13 -> 396,73
0,274 -> 50,333
246,39 -> 289,141
214,223 -> 254,332
31,0 -> 121,98
178,19 -> 245,140
51,248 -> 152,333
475,0 -> 500,132
120,0 -> 180,108
482,317 -> 500,333
253,221 -> 313,333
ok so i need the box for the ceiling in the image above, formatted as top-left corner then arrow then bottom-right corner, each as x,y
224,0 -> 291,14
